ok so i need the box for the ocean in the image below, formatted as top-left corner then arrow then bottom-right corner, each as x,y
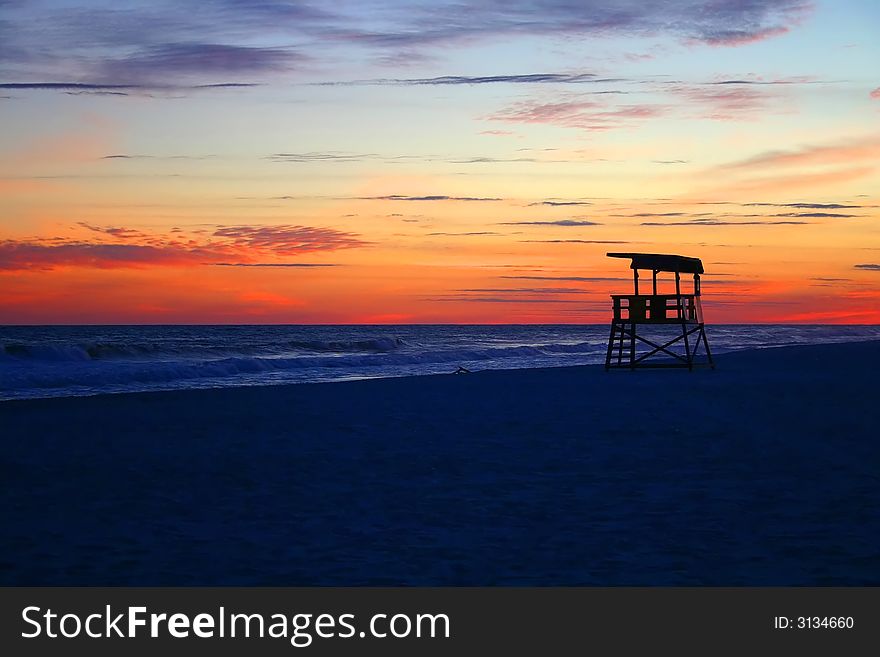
2,324 -> 879,401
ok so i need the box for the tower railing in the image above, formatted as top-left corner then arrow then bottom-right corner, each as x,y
610,294 -> 699,323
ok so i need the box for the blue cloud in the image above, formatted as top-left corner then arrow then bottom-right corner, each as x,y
0,0 -> 813,86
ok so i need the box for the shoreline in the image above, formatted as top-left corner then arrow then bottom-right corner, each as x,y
4,338 -> 879,406
2,340 -> 877,585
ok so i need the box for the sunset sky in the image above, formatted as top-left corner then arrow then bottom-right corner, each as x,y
1,0 -> 878,324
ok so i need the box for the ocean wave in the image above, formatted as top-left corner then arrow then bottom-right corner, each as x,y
284,337 -> 406,353
0,341 -> 602,393
1,336 -> 409,362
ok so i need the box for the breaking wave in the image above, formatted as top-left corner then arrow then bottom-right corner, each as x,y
1,337 -> 408,362
0,340 -> 603,397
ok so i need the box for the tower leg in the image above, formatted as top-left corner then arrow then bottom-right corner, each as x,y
681,321 -> 693,371
701,325 -> 715,370
629,322 -> 636,370
604,323 -> 616,371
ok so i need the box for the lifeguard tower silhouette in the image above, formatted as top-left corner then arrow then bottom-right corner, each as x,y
604,252 -> 714,371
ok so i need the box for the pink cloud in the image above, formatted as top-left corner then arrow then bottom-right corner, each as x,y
214,225 -> 365,254
673,85 -> 773,121
0,242 -> 217,270
700,25 -> 790,47
0,224 -> 367,271
486,77 -> 796,134
486,98 -> 665,132
870,87 -> 880,100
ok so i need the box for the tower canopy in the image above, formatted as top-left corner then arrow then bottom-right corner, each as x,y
607,252 -> 704,274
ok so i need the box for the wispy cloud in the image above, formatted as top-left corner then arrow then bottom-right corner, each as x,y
267,152 -> 574,165
268,152 -> 381,163
77,222 -> 148,240
501,275 -> 623,282
521,239 -> 631,244
358,195 -> 502,202
457,288 -> 592,294
708,77 -> 826,85
316,73 -> 612,86
244,193 -> 504,202
425,232 -> 500,236
486,97 -> 665,132
870,87 -> 880,100
529,200 -> 592,207
854,264 -> 880,271
0,82 -> 257,93
620,212 -> 689,217
772,212 -> 857,218
430,296 -> 585,304
744,202 -> 863,209
500,219 -> 600,227
211,263 -> 339,267
0,83 -> 136,91
447,156 -> 555,164
641,218 -> 808,226
101,154 -> 215,160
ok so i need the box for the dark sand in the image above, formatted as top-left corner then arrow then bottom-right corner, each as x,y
1,341 -> 877,585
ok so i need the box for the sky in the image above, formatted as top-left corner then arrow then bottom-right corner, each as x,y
1,0 -> 878,324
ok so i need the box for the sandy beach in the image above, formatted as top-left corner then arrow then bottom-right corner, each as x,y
1,341 -> 877,585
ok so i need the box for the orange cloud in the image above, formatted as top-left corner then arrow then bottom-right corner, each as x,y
718,135 -> 880,171
687,135 -> 880,198
696,166 -> 875,197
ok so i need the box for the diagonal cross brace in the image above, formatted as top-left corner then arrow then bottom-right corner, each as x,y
614,325 -> 702,363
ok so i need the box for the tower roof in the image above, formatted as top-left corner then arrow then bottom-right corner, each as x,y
607,252 -> 704,274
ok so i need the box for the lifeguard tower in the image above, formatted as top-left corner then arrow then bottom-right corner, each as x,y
604,252 -> 714,371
